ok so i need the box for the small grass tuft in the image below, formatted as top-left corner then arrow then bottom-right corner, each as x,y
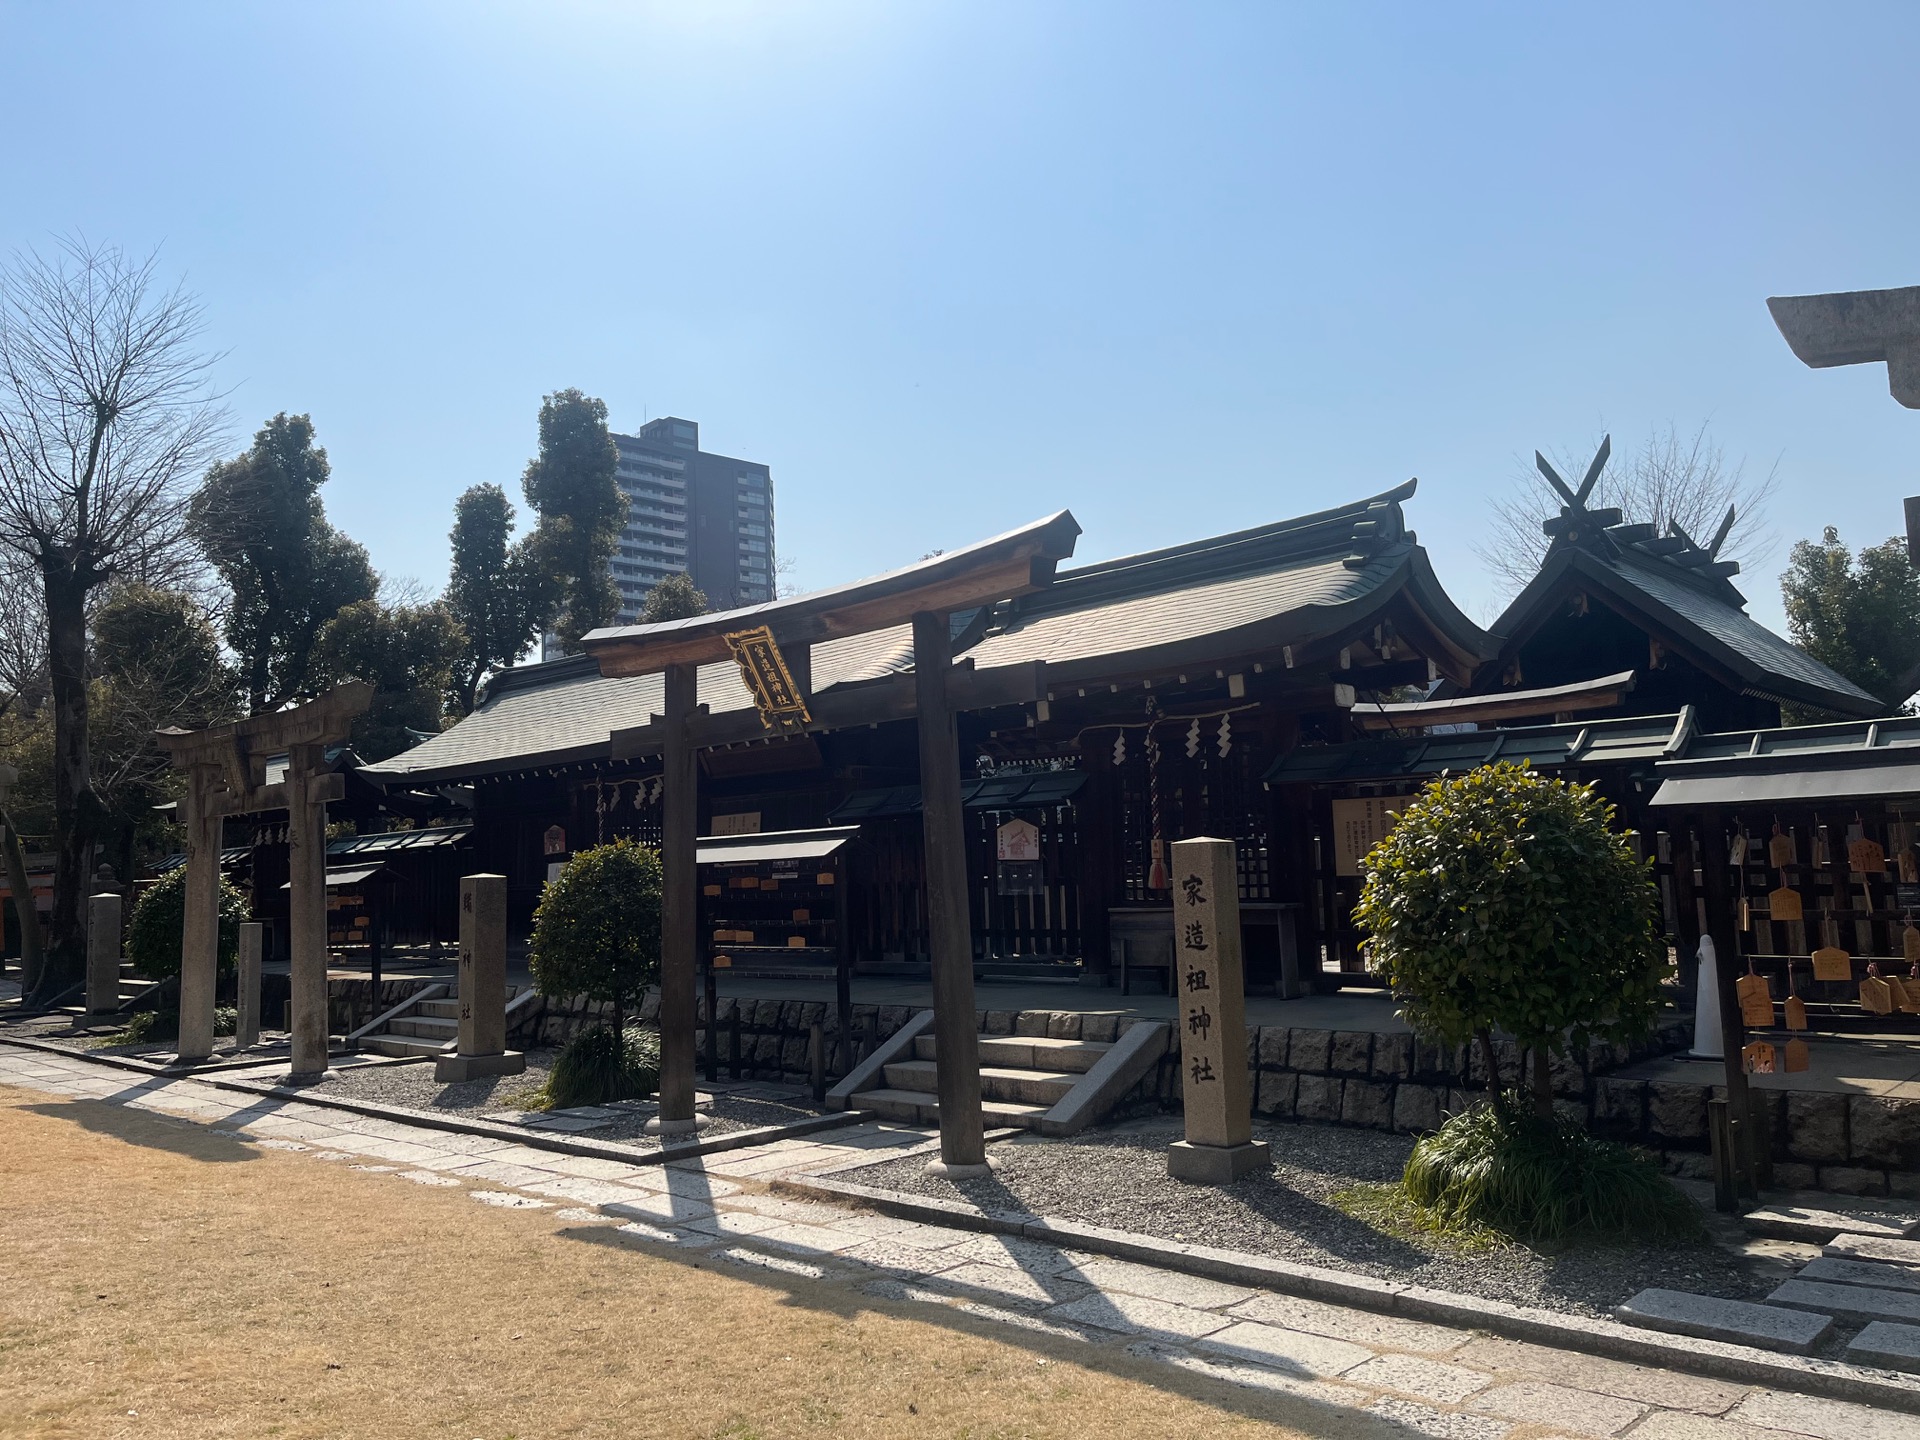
545,1024 -> 661,1109
1402,1099 -> 1702,1244
1329,1181 -> 1512,1254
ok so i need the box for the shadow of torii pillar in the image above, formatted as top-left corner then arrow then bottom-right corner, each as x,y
158,681 -> 372,1074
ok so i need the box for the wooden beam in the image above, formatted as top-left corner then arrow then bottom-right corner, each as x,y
582,513 -> 1079,676
607,660 -> 1047,761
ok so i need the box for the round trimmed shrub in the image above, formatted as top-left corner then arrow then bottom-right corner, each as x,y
546,1024 -> 662,1108
1353,760 -> 1667,1115
126,868 -> 251,981
528,838 -> 663,1030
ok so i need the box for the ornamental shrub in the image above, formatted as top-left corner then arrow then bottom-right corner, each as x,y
126,867 -> 251,981
1352,761 -> 1666,1117
528,838 -> 663,1030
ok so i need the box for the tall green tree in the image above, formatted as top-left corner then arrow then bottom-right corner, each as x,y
191,413 -> 377,713
1782,527 -> 1920,713
638,571 -> 709,624
310,598 -> 465,762
521,388 -> 622,647
446,483 -> 549,714
0,240 -> 224,1002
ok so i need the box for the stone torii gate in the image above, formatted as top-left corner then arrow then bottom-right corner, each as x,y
156,682 -> 372,1076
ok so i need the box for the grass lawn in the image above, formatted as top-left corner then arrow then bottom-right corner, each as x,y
0,1085 -> 1372,1439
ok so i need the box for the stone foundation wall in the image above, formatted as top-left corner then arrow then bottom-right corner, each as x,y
1592,1074 -> 1920,1199
342,983 -> 1916,1197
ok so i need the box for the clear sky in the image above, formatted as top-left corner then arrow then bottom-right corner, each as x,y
4,1 -> 1915,632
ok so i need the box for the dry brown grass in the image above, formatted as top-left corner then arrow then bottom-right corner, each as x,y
0,1085 -> 1400,1439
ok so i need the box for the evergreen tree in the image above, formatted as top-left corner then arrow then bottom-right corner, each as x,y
521,389 -> 622,647
446,483 -> 549,713
1781,527 -> 1920,712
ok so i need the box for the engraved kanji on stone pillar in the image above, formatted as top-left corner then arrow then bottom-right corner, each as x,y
1166,836 -> 1271,1184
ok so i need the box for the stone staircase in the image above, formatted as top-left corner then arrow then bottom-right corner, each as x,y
358,985 -> 533,1059
832,1011 -> 1170,1136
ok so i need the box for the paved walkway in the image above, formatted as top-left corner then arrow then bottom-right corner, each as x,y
0,1041 -> 1904,1439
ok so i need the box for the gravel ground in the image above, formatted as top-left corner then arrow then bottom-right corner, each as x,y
835,1115 -> 1766,1318
304,1051 -> 824,1148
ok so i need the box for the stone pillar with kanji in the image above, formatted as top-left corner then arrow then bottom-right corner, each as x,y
1167,836 -> 1271,1184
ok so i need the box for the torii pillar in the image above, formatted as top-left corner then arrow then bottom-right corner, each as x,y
159,682 -> 372,1074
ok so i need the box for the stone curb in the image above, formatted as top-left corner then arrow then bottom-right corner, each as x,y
773,1173 -> 1920,1415
0,1036 -> 866,1167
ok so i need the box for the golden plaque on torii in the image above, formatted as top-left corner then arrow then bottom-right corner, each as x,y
723,626 -> 812,733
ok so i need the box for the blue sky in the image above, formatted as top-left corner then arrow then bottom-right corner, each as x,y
4,1 -> 1915,631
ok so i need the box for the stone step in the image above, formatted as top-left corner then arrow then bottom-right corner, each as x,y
1769,1277 -> 1920,1327
361,1033 -> 453,1059
1827,1234 -> 1920,1270
1742,1204 -> 1920,1243
850,1086 -> 1048,1130
914,1034 -> 1114,1074
1613,1288 -> 1835,1354
881,1059 -> 1076,1107
1798,1256 -> 1920,1296
417,1000 -> 461,1020
1845,1321 -> 1920,1374
387,1016 -> 458,1039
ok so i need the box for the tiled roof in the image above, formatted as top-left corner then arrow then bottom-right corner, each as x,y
1605,553 -> 1878,709
363,627 -> 914,784
369,484 -> 1489,783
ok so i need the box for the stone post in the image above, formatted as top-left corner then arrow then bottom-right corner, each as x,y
177,769 -> 223,1063
85,892 -> 122,1018
436,873 -> 523,1081
285,742 -> 331,1079
235,922 -> 264,1049
1167,836 -> 1271,1183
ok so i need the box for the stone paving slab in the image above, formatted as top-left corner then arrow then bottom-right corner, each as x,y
1769,1277 -> 1920,1327
1045,1289 -> 1234,1341
1744,1204 -> 1920,1243
1195,1320 -> 1373,1377
1728,1386 -> 1920,1440
1824,1234 -> 1920,1269
1798,1255 -> 1920,1296
1844,1320 -> 1920,1375
1615,1288 -> 1837,1354
1451,1335 -> 1749,1415
1465,1379 -> 1647,1436
1344,1353 -> 1492,1404
1066,1255 -> 1256,1311
1226,1291 -> 1471,1356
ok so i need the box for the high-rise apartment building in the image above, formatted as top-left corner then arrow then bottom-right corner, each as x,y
608,417 -> 775,623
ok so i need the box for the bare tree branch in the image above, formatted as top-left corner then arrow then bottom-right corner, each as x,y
1476,422 -> 1779,603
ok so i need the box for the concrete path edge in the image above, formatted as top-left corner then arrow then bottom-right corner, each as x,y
774,1171 -> 1920,1415
0,1035 -> 866,1167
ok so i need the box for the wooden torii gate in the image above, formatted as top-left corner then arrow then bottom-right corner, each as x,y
156,681 -> 373,1076
581,514 -> 1080,1173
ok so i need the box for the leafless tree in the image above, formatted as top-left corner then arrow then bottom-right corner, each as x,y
1476,423 -> 1779,600
0,239 -> 226,1000
0,555 -> 47,717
